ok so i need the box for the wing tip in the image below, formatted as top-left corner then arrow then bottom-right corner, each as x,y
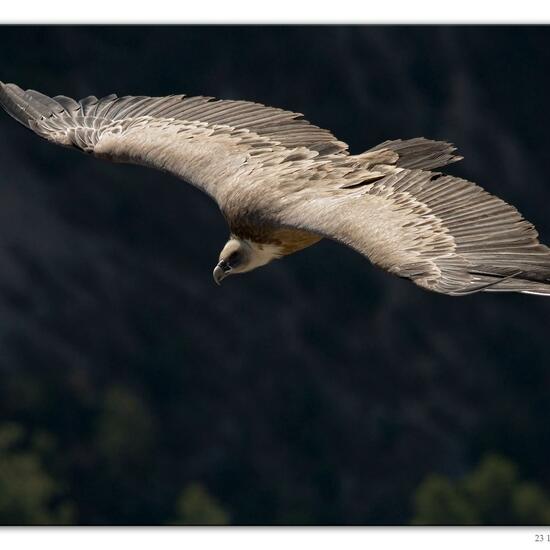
0,82 -> 67,130
0,81 -> 33,128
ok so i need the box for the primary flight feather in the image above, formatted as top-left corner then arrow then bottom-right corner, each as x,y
2,81 -> 550,296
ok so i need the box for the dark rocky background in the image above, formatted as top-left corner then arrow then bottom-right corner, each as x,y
0,26 -> 549,525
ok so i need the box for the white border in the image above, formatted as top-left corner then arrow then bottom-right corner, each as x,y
1,0 -> 550,23
0,527 -> 548,550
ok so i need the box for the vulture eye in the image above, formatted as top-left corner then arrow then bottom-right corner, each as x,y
228,251 -> 241,265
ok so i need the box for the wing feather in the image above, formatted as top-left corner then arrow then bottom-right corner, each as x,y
0,83 -> 348,152
277,168 -> 550,296
368,138 -> 462,170
0,82 -> 349,200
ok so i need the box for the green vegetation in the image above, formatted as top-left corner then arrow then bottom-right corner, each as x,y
412,455 -> 550,525
172,483 -> 230,525
3,397 -> 550,526
0,389 -> 231,525
95,386 -> 156,471
0,423 -> 74,525
2,380 -> 549,526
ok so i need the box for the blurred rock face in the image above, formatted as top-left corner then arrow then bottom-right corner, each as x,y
0,26 -> 549,525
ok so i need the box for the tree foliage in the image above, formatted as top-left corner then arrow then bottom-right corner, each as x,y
172,483 -> 229,525
412,455 -> 550,525
0,423 -> 74,525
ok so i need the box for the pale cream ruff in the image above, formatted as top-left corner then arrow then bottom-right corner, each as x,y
240,239 -> 285,272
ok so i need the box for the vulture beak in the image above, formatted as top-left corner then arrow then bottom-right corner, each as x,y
213,261 -> 231,286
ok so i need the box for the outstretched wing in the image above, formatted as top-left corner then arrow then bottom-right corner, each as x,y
277,168 -> 550,296
0,82 -> 348,201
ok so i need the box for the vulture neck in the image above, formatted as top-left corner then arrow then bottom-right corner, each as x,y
240,239 -> 285,272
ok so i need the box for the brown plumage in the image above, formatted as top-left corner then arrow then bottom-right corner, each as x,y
2,81 -> 550,295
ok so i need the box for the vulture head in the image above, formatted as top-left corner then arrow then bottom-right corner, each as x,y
213,237 -> 282,285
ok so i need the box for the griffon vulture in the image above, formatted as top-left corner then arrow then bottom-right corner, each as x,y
2,82 -> 550,296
